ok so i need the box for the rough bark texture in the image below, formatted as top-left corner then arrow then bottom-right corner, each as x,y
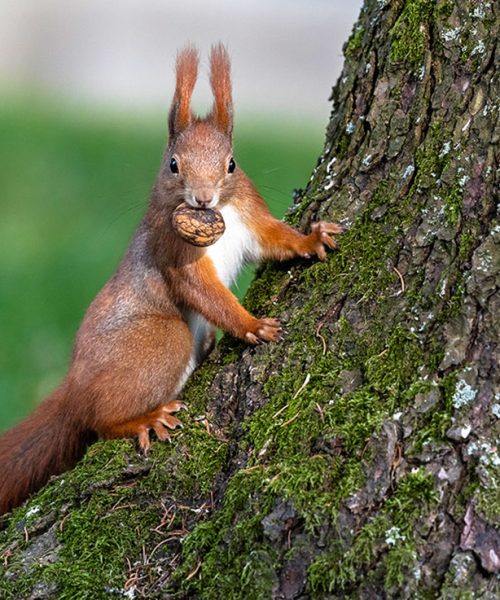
0,0 -> 498,598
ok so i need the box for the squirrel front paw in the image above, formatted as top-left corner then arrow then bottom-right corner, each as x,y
245,317 -> 282,344
302,221 -> 343,261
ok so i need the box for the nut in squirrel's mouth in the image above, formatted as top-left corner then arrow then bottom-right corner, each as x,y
172,202 -> 225,247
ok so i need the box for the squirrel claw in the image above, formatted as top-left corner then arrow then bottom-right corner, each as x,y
245,317 -> 282,344
304,221 -> 342,260
152,423 -> 172,442
163,399 -> 187,412
312,221 -> 343,235
157,415 -> 182,429
138,426 -> 151,453
134,400 -> 185,451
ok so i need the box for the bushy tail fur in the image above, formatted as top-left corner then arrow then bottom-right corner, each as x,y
0,386 -> 92,515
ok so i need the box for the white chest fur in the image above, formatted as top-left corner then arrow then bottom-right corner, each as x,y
205,204 -> 261,286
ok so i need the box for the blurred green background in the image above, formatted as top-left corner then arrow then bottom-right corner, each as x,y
0,95 -> 325,431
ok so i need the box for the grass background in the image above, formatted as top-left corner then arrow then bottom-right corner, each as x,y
0,95 -> 324,431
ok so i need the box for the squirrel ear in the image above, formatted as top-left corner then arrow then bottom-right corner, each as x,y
209,43 -> 233,137
169,46 -> 199,139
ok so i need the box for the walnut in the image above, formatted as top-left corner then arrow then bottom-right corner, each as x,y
172,203 -> 225,247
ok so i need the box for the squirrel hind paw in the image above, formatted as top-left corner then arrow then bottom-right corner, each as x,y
162,399 -> 187,413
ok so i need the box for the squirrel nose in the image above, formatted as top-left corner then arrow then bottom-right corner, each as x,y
193,190 -> 214,207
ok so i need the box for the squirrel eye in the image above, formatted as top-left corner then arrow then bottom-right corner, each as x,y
228,158 -> 236,174
170,157 -> 179,174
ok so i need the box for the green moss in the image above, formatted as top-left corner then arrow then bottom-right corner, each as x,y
345,25 -> 365,58
0,439 -> 161,599
6,370 -> 219,600
307,469 -> 437,595
476,467 -> 500,525
239,349 -> 354,527
444,180 -> 464,225
364,325 -> 425,397
302,217 -> 396,302
243,263 -> 290,316
458,227 -> 476,262
413,373 -> 455,448
251,305 -> 422,516
45,492 -> 160,599
166,423 -> 228,497
413,121 -> 447,187
406,119 -> 469,231
334,132 -> 352,159
170,303 -> 434,595
178,361 -> 222,415
0,398 -> 228,599
445,272 -> 466,317
1,439 -> 137,536
390,0 -> 435,69
175,468 -> 276,599
0,566 -> 45,599
461,430 -> 500,526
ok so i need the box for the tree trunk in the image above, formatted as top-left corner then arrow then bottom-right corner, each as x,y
1,0 -> 498,598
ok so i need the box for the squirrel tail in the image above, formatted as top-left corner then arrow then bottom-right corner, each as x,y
0,385 -> 93,515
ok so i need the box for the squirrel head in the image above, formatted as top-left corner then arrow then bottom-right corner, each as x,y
162,44 -> 237,210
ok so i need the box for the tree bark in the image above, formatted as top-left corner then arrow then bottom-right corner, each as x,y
1,0 -> 498,598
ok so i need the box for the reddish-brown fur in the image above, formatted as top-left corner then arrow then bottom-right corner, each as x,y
0,44 -> 342,515
169,46 -> 199,136
209,42 -> 233,135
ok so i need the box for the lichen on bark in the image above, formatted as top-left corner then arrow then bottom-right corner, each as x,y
1,0 -> 499,598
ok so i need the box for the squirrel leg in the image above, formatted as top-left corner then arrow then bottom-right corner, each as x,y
177,256 -> 282,343
100,400 -> 185,452
79,315 -> 193,448
239,192 -> 342,261
254,219 -> 343,262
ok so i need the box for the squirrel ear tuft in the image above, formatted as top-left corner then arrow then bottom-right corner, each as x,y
209,43 -> 233,137
169,45 -> 199,139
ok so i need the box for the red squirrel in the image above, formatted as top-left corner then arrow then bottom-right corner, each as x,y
0,45 -> 341,515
